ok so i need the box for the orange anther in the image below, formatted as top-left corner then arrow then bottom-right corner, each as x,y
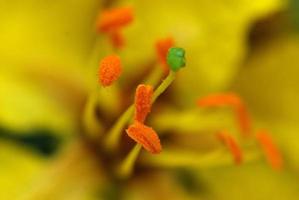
155,37 -> 175,72
109,31 -> 125,49
197,93 -> 252,136
97,7 -> 134,33
197,93 -> 242,108
98,55 -> 122,87
235,106 -> 251,136
134,84 -> 153,123
126,121 -> 162,154
256,130 -> 283,170
217,131 -> 243,165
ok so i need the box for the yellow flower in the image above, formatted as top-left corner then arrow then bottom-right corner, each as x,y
1,0 -> 298,200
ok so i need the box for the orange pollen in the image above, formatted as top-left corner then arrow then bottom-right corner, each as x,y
155,37 -> 175,72
217,131 -> 243,165
197,93 -> 252,136
256,130 -> 283,170
235,106 -> 251,136
98,55 -> 122,87
126,121 -> 162,154
97,7 -> 134,33
134,84 -> 153,123
197,93 -> 242,108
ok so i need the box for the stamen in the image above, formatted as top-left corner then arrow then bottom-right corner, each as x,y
98,55 -> 122,87
134,84 -> 153,123
104,71 -> 176,151
235,105 -> 251,136
97,7 -> 134,33
140,148 -> 260,169
156,37 -> 175,72
197,93 -> 252,136
217,131 -> 243,165
152,71 -> 176,101
118,144 -> 142,179
104,48 -> 186,151
109,31 -> 125,49
82,92 -> 104,140
126,121 -> 162,154
256,130 -> 283,170
197,93 -> 242,107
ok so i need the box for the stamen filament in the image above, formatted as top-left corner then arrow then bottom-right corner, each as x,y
117,144 -> 142,179
152,71 -> 176,102
140,149 -> 261,169
104,105 -> 134,151
150,110 -> 234,135
82,92 -> 104,140
143,66 -> 164,86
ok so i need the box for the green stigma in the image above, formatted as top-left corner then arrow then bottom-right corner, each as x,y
167,47 -> 186,71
